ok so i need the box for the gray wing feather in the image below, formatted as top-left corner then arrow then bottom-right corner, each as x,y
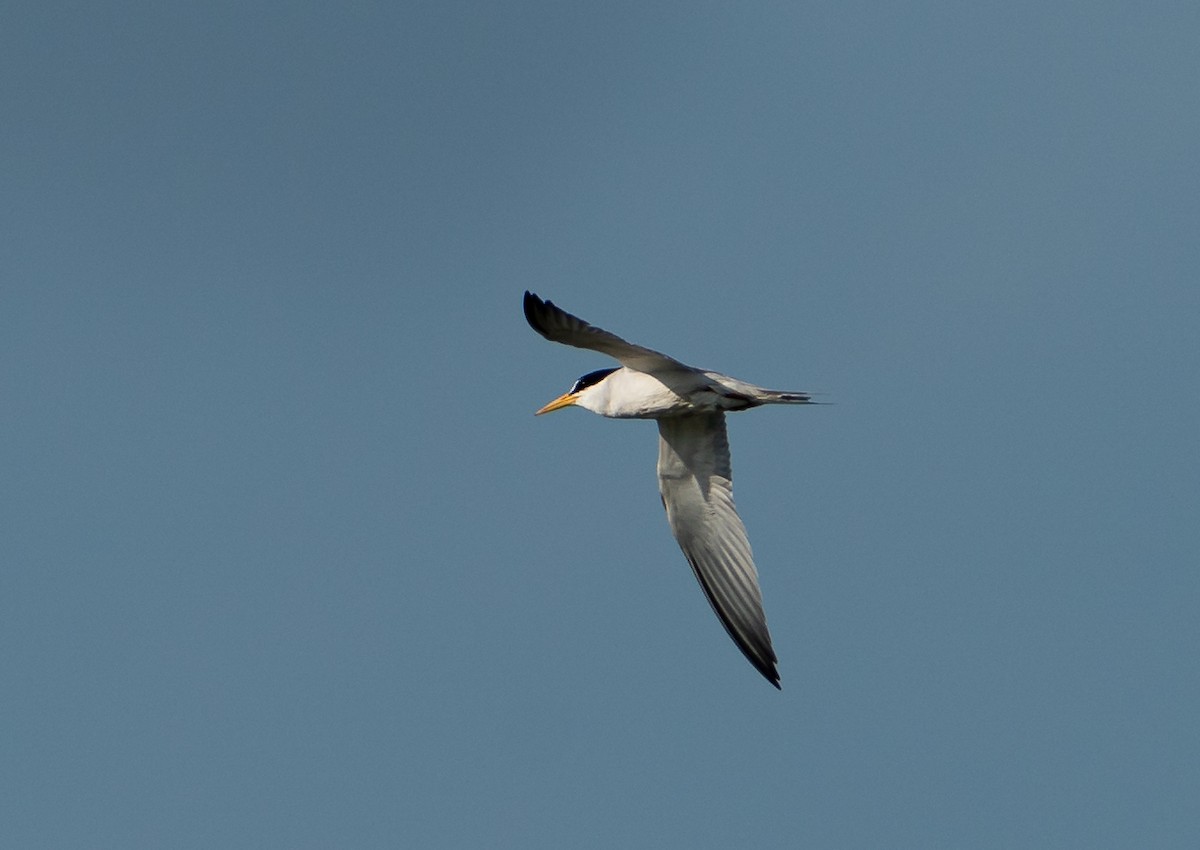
524,291 -> 687,373
657,414 -> 780,687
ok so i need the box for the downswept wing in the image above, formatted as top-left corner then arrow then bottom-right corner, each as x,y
524,291 -> 687,373
657,414 -> 780,687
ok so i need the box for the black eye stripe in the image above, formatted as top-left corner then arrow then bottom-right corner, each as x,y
569,367 -> 617,394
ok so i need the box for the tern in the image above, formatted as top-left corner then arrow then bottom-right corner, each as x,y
524,291 -> 814,688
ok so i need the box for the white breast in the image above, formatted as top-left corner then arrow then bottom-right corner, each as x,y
579,368 -> 699,418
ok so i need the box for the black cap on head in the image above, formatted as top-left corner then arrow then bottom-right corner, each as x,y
569,367 -> 617,394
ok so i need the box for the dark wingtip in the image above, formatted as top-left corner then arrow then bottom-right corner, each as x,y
523,291 -> 549,336
753,652 -> 782,689
525,290 -> 544,326
758,662 -> 782,689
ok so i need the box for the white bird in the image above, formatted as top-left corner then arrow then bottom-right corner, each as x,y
524,291 -> 814,688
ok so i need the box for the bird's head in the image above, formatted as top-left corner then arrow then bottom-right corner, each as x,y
535,367 -> 617,415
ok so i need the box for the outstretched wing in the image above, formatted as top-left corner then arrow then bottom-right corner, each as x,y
523,291 -> 687,373
656,413 -> 780,687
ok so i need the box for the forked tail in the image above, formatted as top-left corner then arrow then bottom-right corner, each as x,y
760,389 -> 814,404
707,374 -> 820,408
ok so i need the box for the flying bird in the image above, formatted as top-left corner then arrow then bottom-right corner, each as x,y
523,291 -> 814,688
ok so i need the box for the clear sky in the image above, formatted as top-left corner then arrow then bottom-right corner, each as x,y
3,2 -> 1198,847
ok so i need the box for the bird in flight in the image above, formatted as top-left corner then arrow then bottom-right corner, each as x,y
523,291 -> 814,688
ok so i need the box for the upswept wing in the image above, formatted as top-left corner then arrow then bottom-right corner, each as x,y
656,413 -> 780,687
523,291 -> 687,373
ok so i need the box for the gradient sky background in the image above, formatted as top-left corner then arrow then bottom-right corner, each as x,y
4,2 -> 1198,847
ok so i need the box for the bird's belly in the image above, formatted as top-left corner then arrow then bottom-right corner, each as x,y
601,371 -> 702,418
612,390 -> 756,417
609,399 -> 698,418
606,391 -> 697,418
603,375 -> 741,418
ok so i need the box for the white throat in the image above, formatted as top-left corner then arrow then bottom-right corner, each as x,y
574,368 -> 691,418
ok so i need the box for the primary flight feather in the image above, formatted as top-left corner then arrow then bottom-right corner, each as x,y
524,291 -> 813,688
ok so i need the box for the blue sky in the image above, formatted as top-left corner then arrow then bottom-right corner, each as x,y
3,1 -> 1198,847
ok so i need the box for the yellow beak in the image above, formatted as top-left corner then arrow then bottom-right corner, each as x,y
535,392 -> 579,415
